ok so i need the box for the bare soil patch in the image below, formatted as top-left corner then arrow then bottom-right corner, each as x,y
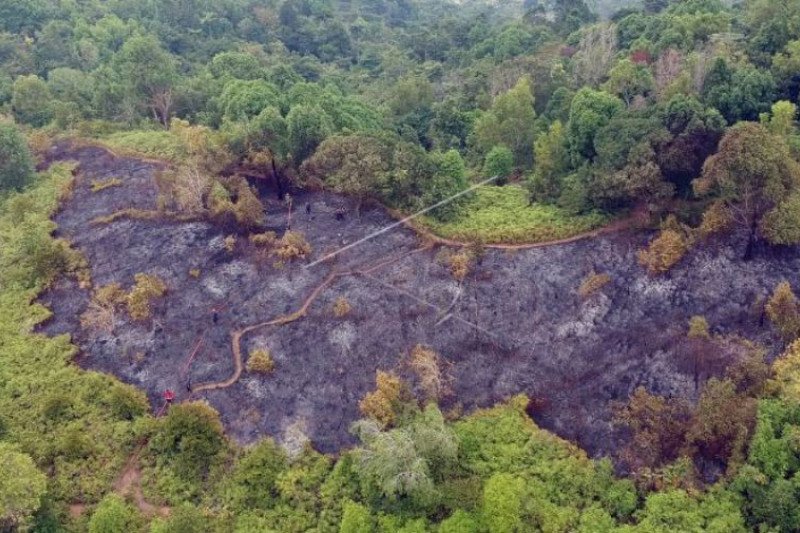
38,141 -> 800,460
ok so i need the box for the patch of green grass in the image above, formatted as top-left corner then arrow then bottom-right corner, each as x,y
420,185 -> 610,244
101,130 -> 187,162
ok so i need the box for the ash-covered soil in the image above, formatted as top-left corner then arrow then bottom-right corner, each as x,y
38,142 -> 799,459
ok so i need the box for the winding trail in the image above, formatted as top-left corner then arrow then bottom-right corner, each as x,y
113,454 -> 170,518
190,245 -> 432,393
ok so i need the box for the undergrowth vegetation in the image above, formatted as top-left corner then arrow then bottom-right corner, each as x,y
420,185 -> 609,244
0,164 -> 149,528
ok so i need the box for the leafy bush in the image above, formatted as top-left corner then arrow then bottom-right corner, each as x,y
359,372 -> 408,429
126,273 -> 167,321
87,494 -> 141,533
148,402 -> 226,482
0,122 -> 34,192
483,145 -> 515,183
637,227 -> 690,275
0,442 -> 47,530
765,282 -> 800,341
409,345 -> 447,402
333,297 -> 352,318
273,231 -> 312,261
247,349 -> 275,374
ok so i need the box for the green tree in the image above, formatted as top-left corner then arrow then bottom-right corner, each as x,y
761,100 -> 798,137
426,149 -> 470,221
150,504 -> 207,533
694,122 -> 800,254
773,39 -> 800,102
566,88 -> 623,166
219,79 -> 281,121
483,145 -> 514,184
224,438 -> 288,511
0,122 -> 34,192
352,405 -> 457,511
148,401 -> 226,481
0,443 -> 47,531
11,75 -> 53,127
439,510 -> 479,533
482,473 -> 525,533
300,134 -> 388,213
87,494 -> 141,533
286,104 -> 334,162
529,120 -> 569,203
703,59 -> 776,124
113,35 -> 179,126
472,77 -> 537,167
339,500 -> 373,533
604,58 -> 655,106
635,489 -> 746,532
209,51 -> 264,81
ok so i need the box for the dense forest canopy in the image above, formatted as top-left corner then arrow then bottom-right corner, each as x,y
3,0 -> 800,531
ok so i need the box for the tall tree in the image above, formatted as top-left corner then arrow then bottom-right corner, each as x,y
0,122 -> 34,192
0,443 -> 47,531
694,122 -> 800,256
472,77 -> 536,167
566,87 -> 623,166
113,35 -> 179,126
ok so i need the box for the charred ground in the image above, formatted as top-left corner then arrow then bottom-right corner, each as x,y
38,142 -> 798,460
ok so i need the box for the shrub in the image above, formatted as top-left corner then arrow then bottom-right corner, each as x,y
637,228 -> 690,275
126,273 -> 167,321
80,283 -> 127,333
687,316 -> 711,340
274,231 -> 312,261
448,251 -> 472,282
208,179 -> 234,216
578,271 -> 611,298
155,166 -> 210,214
333,297 -> 352,318
483,145 -> 515,184
224,438 -> 287,511
224,235 -> 237,253
232,182 -> 265,229
359,372 -> 406,429
409,345 -> 447,402
107,384 -> 149,421
88,494 -> 141,533
765,282 -> 800,341
249,232 -> 276,247
247,349 -> 275,374
761,192 -> 800,245
0,122 -> 34,192
697,201 -> 733,239
339,500 -> 373,533
148,401 -> 225,481
0,443 -> 48,530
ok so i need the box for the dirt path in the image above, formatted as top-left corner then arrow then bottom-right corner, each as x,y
190,246 -> 431,393
113,454 -> 170,518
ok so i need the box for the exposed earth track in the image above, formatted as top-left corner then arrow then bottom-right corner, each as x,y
37,140 -> 800,461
